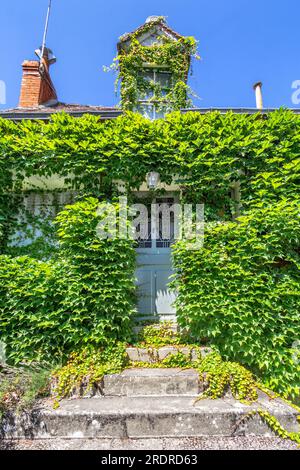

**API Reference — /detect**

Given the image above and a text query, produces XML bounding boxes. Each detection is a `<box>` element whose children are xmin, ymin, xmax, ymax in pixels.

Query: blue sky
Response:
<box><xmin>0</xmin><ymin>0</ymin><xmax>299</xmax><ymax>110</ymax></box>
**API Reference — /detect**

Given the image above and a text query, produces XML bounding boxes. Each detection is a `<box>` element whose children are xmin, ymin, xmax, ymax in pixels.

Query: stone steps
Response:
<box><xmin>2</xmin><ymin>367</ymin><xmax>299</xmax><ymax>442</ymax></box>
<box><xmin>125</xmin><ymin>346</ymin><xmax>211</xmax><ymax>363</ymax></box>
<box><xmin>103</xmin><ymin>368</ymin><xmax>202</xmax><ymax>397</ymax></box>
<box><xmin>2</xmin><ymin>395</ymin><xmax>299</xmax><ymax>440</ymax></box>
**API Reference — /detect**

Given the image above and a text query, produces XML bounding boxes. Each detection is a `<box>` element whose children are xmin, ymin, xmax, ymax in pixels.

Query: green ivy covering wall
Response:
<box><xmin>172</xmin><ymin>199</ymin><xmax>300</xmax><ymax>398</ymax></box>
<box><xmin>0</xmin><ymin>198</ymin><xmax>136</xmax><ymax>364</ymax></box>
<box><xmin>0</xmin><ymin>109</ymin><xmax>299</xmax><ymax>393</ymax></box>
<box><xmin>0</xmin><ymin>109</ymin><xmax>299</xmax><ymax>210</ymax></box>
<box><xmin>107</xmin><ymin>16</ymin><xmax>199</xmax><ymax>111</ymax></box>
<box><xmin>116</xmin><ymin>39</ymin><xmax>197</xmax><ymax>111</ymax></box>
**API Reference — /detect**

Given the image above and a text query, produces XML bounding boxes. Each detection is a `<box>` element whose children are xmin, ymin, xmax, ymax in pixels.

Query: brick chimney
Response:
<box><xmin>18</xmin><ymin>47</ymin><xmax>57</xmax><ymax>108</ymax></box>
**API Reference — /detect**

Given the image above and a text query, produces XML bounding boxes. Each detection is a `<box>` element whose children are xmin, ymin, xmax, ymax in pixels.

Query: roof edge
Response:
<box><xmin>1</xmin><ymin>107</ymin><xmax>300</xmax><ymax>121</ymax></box>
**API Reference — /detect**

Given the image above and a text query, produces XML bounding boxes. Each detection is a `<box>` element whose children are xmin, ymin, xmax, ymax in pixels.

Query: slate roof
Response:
<box><xmin>0</xmin><ymin>102</ymin><xmax>122</xmax><ymax>120</ymax></box>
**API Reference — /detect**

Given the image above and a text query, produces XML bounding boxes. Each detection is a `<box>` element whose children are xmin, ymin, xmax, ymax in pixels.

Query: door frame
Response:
<box><xmin>134</xmin><ymin>191</ymin><xmax>179</xmax><ymax>318</ymax></box>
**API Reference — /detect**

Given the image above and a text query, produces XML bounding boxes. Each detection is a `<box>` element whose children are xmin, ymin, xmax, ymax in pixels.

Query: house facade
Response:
<box><xmin>1</xmin><ymin>16</ymin><xmax>298</xmax><ymax>321</ymax></box>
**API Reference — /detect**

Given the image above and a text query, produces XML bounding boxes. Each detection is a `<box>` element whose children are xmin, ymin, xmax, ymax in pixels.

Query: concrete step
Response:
<box><xmin>103</xmin><ymin>368</ymin><xmax>202</xmax><ymax>397</ymax></box>
<box><xmin>2</xmin><ymin>395</ymin><xmax>299</xmax><ymax>440</ymax></box>
<box><xmin>133</xmin><ymin>315</ymin><xmax>177</xmax><ymax>324</ymax></box>
<box><xmin>126</xmin><ymin>346</ymin><xmax>212</xmax><ymax>363</ymax></box>
<box><xmin>132</xmin><ymin>321</ymin><xmax>178</xmax><ymax>334</ymax></box>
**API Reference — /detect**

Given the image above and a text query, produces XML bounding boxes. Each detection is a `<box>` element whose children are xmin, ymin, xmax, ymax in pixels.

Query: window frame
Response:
<box><xmin>136</xmin><ymin>67</ymin><xmax>173</xmax><ymax>120</ymax></box>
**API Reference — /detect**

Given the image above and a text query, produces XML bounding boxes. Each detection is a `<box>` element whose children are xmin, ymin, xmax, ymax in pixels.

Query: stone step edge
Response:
<box><xmin>103</xmin><ymin>368</ymin><xmax>203</xmax><ymax>397</ymax></box>
<box><xmin>1</xmin><ymin>396</ymin><xmax>298</xmax><ymax>440</ymax></box>
<box><xmin>51</xmin><ymin>368</ymin><xmax>204</xmax><ymax>399</ymax></box>
<box><xmin>126</xmin><ymin>346</ymin><xmax>212</xmax><ymax>363</ymax></box>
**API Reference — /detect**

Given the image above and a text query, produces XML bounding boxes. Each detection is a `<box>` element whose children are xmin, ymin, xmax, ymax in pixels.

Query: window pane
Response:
<box><xmin>156</xmin><ymin>71</ymin><xmax>172</xmax><ymax>89</ymax></box>
<box><xmin>156</xmin><ymin>198</ymin><xmax>175</xmax><ymax>248</ymax></box>
<box><xmin>135</xmin><ymin>103</ymin><xmax>155</xmax><ymax>120</ymax></box>
<box><xmin>154</xmin><ymin>107</ymin><xmax>167</xmax><ymax>119</ymax></box>
<box><xmin>137</xmin><ymin>70</ymin><xmax>155</xmax><ymax>99</ymax></box>
<box><xmin>142</xmin><ymin>70</ymin><xmax>155</xmax><ymax>82</ymax></box>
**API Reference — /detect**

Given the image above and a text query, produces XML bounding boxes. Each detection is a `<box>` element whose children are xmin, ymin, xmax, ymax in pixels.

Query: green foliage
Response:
<box><xmin>0</xmin><ymin>198</ymin><xmax>136</xmax><ymax>364</ymax></box>
<box><xmin>0</xmin><ymin>194</ymin><xmax>21</xmax><ymax>254</ymax></box>
<box><xmin>135</xmin><ymin>321</ymin><xmax>189</xmax><ymax>347</ymax></box>
<box><xmin>5</xmin><ymin>192</ymin><xmax>65</xmax><ymax>260</ymax></box>
<box><xmin>197</xmin><ymin>351</ymin><xmax>258</xmax><ymax>403</ymax></box>
<box><xmin>0</xmin><ymin>366</ymin><xmax>50</xmax><ymax>417</ymax></box>
<box><xmin>0</xmin><ymin>109</ymin><xmax>299</xmax><ymax>221</ymax></box>
<box><xmin>55</xmin><ymin>198</ymin><xmax>136</xmax><ymax>347</ymax></box>
<box><xmin>159</xmin><ymin>351</ymin><xmax>193</xmax><ymax>368</ymax></box>
<box><xmin>246</xmin><ymin>410</ymin><xmax>300</xmax><ymax>445</ymax></box>
<box><xmin>129</xmin><ymin>351</ymin><xmax>194</xmax><ymax>370</ymax></box>
<box><xmin>51</xmin><ymin>342</ymin><xmax>127</xmax><ymax>403</ymax></box>
<box><xmin>0</xmin><ymin>223</ymin><xmax>3</xmax><ymax>252</ymax></box>
<box><xmin>173</xmin><ymin>199</ymin><xmax>300</xmax><ymax>398</ymax></box>
<box><xmin>0</xmin><ymin>255</ymin><xmax>62</xmax><ymax>363</ymax></box>
<box><xmin>110</xmin><ymin>17</ymin><xmax>199</xmax><ymax>111</ymax></box>
<box><xmin>0</xmin><ymin>108</ymin><xmax>300</xmax><ymax>401</ymax></box>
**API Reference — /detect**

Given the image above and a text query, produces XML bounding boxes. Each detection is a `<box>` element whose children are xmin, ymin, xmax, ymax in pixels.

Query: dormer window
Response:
<box><xmin>115</xmin><ymin>16</ymin><xmax>197</xmax><ymax>118</ymax></box>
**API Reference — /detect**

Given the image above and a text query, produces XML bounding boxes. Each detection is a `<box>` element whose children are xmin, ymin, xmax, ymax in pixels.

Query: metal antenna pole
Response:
<box><xmin>40</xmin><ymin>0</ymin><xmax>52</xmax><ymax>61</ymax></box>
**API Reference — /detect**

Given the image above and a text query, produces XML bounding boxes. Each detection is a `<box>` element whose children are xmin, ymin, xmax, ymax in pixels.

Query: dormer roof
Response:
<box><xmin>118</xmin><ymin>16</ymin><xmax>183</xmax><ymax>52</ymax></box>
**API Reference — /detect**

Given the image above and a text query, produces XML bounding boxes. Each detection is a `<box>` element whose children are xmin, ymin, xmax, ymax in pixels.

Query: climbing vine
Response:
<box><xmin>0</xmin><ymin>198</ymin><xmax>136</xmax><ymax>364</ymax></box>
<box><xmin>135</xmin><ymin>321</ymin><xmax>193</xmax><ymax>347</ymax></box>
<box><xmin>0</xmin><ymin>108</ymin><xmax>299</xmax><ymax>235</ymax></box>
<box><xmin>241</xmin><ymin>410</ymin><xmax>300</xmax><ymax>446</ymax></box>
<box><xmin>107</xmin><ymin>16</ymin><xmax>199</xmax><ymax>111</ymax></box>
<box><xmin>197</xmin><ymin>351</ymin><xmax>258</xmax><ymax>403</ymax></box>
<box><xmin>0</xmin><ymin>109</ymin><xmax>299</xmax><ymax>402</ymax></box>
<box><xmin>172</xmin><ymin>199</ymin><xmax>300</xmax><ymax>398</ymax></box>
<box><xmin>51</xmin><ymin>342</ymin><xmax>128</xmax><ymax>405</ymax></box>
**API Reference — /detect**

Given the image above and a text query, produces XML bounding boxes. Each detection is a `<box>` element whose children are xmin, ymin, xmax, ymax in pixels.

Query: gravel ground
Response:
<box><xmin>0</xmin><ymin>437</ymin><xmax>299</xmax><ymax>450</ymax></box>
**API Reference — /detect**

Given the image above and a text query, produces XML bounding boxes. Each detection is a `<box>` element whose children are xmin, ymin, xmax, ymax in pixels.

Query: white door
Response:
<box><xmin>135</xmin><ymin>196</ymin><xmax>177</xmax><ymax>321</ymax></box>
